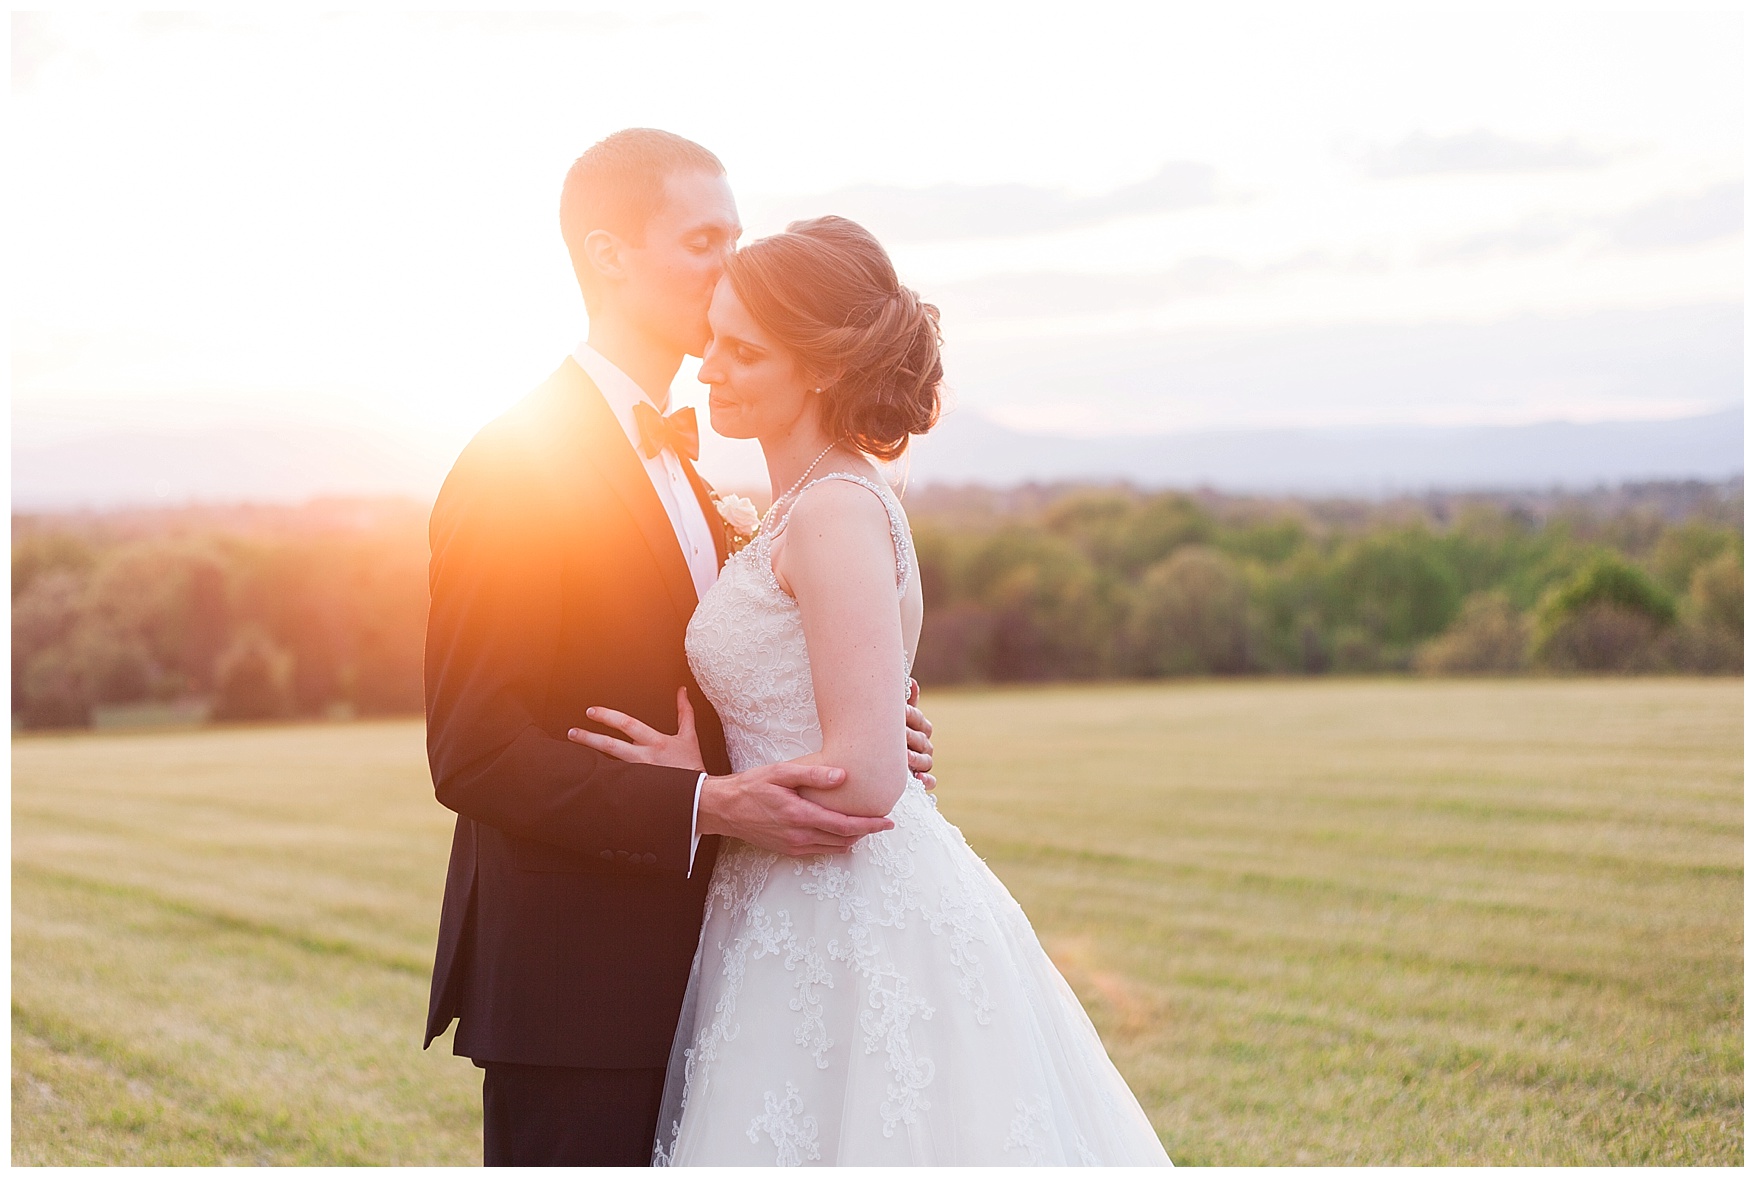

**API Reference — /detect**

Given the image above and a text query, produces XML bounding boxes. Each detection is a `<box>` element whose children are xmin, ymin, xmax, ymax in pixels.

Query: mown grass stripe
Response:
<box><xmin>980</xmin><ymin>837</ymin><xmax>1735</xmax><ymax>911</ymax></box>
<box><xmin>13</xmin><ymin>1002</ymin><xmax>381</xmax><ymax>1166</ymax></box>
<box><xmin>13</xmin><ymin>861</ymin><xmax>430</xmax><ymax>977</ymax></box>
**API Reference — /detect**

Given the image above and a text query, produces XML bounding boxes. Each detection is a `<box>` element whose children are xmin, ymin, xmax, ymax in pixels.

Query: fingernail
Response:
<box><xmin>568</xmin><ymin>728</ymin><xmax>580</xmax><ymax>737</ymax></box>
<box><xmin>586</xmin><ymin>708</ymin><xmax>597</xmax><ymax>717</ymax></box>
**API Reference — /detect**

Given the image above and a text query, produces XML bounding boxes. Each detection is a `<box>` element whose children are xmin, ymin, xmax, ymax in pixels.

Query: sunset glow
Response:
<box><xmin>11</xmin><ymin>6</ymin><xmax>1742</xmax><ymax>503</ymax></box>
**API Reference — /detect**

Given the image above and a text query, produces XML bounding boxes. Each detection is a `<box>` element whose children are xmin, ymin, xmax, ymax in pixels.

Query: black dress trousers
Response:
<box><xmin>480</xmin><ymin>1061</ymin><xmax>667</xmax><ymax>1167</ymax></box>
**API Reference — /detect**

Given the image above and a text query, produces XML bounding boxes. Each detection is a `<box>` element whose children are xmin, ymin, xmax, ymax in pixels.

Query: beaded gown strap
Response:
<box><xmin>760</xmin><ymin>471</ymin><xmax>912</xmax><ymax>596</ymax></box>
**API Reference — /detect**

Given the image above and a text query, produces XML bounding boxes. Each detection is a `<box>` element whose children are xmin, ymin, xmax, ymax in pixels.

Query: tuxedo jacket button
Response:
<box><xmin>615</xmin><ymin>849</ymin><xmax>630</xmax><ymax>861</ymax></box>
<box><xmin>598</xmin><ymin>850</ymin><xmax>614</xmax><ymax>861</ymax></box>
<box><xmin>642</xmin><ymin>853</ymin><xmax>657</xmax><ymax>865</ymax></box>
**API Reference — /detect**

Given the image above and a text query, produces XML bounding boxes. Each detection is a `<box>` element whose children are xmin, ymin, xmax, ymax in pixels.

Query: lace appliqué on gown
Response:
<box><xmin>655</xmin><ymin>472</ymin><xmax>1171</xmax><ymax>1166</ymax></box>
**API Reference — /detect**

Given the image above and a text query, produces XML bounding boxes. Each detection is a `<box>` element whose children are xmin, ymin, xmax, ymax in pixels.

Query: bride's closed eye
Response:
<box><xmin>704</xmin><ymin>337</ymin><xmax>758</xmax><ymax>365</ymax></box>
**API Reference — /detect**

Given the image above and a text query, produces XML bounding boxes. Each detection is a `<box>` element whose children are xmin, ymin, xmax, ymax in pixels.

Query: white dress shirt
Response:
<box><xmin>573</xmin><ymin>343</ymin><xmax>721</xmax><ymax>600</ymax></box>
<box><xmin>572</xmin><ymin>342</ymin><xmax>718</xmax><ymax>874</ymax></box>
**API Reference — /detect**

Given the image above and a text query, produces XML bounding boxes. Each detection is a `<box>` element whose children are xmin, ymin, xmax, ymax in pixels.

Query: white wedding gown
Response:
<box><xmin>656</xmin><ymin>472</ymin><xmax>1172</xmax><ymax>1166</ymax></box>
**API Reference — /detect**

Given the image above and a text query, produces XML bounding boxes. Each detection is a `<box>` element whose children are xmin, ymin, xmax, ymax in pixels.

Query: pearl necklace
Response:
<box><xmin>761</xmin><ymin>442</ymin><xmax>839</xmax><ymax>533</ymax></box>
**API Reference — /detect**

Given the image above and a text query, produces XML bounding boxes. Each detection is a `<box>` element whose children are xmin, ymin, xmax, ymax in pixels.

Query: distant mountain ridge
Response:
<box><xmin>10</xmin><ymin>406</ymin><xmax>1744</xmax><ymax>509</ymax></box>
<box><xmin>903</xmin><ymin>406</ymin><xmax>1745</xmax><ymax>494</ymax></box>
<box><xmin>11</xmin><ymin>425</ymin><xmax>453</xmax><ymax>511</ymax></box>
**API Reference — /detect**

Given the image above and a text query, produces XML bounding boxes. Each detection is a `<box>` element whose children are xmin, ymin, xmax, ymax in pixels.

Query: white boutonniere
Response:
<box><xmin>711</xmin><ymin>492</ymin><xmax>760</xmax><ymax>553</ymax></box>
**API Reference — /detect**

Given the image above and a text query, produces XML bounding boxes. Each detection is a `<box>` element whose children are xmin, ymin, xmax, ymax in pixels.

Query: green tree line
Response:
<box><xmin>13</xmin><ymin>502</ymin><xmax>427</xmax><ymax>729</ymax></box>
<box><xmin>10</xmin><ymin>482</ymin><xmax>1742</xmax><ymax>729</ymax></box>
<box><xmin>908</xmin><ymin>482</ymin><xmax>1742</xmax><ymax>684</ymax></box>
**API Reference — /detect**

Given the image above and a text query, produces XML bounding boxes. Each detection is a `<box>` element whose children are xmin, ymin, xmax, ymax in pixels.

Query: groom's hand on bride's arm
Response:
<box><xmin>566</xmin><ymin>687</ymin><xmax>888</xmax><ymax>856</ymax></box>
<box><xmin>697</xmin><ymin>763</ymin><xmax>893</xmax><ymax>857</ymax></box>
<box><xmin>906</xmin><ymin>678</ymin><xmax>935</xmax><ymax>791</ymax></box>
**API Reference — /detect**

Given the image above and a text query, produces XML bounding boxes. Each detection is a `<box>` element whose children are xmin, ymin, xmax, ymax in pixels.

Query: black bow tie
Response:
<box><xmin>633</xmin><ymin>401</ymin><xmax>700</xmax><ymax>463</ymax></box>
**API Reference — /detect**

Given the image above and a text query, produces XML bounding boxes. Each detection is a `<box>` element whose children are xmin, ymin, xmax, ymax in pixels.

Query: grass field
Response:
<box><xmin>12</xmin><ymin>679</ymin><xmax>1743</xmax><ymax>1164</ymax></box>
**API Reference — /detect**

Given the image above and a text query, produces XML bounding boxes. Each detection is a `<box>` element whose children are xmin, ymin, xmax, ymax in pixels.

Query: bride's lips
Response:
<box><xmin>707</xmin><ymin>392</ymin><xmax>736</xmax><ymax>413</ymax></box>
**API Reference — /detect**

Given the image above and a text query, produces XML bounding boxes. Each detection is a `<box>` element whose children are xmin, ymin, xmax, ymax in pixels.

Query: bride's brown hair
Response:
<box><xmin>723</xmin><ymin>216</ymin><xmax>942</xmax><ymax>462</ymax></box>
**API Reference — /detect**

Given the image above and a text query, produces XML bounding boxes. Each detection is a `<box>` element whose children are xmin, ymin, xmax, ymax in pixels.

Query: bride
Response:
<box><xmin>572</xmin><ymin>215</ymin><xmax>1172</xmax><ymax>1166</ymax></box>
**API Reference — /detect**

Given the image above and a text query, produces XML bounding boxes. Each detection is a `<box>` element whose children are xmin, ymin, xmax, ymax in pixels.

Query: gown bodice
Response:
<box><xmin>685</xmin><ymin>471</ymin><xmax>916</xmax><ymax>774</ymax></box>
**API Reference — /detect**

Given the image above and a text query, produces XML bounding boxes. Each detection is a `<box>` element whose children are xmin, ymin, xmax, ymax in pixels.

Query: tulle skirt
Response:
<box><xmin>653</xmin><ymin>780</ymin><xmax>1172</xmax><ymax>1166</ymax></box>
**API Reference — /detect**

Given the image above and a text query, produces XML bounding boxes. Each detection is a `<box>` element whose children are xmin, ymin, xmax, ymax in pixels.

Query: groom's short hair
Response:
<box><xmin>561</xmin><ymin>128</ymin><xmax>725</xmax><ymax>307</ymax></box>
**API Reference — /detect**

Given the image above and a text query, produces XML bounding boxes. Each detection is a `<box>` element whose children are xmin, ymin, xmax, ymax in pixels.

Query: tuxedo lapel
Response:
<box><xmin>551</xmin><ymin>358</ymin><xmax>700</xmax><ymax>627</ymax></box>
<box><xmin>683</xmin><ymin>460</ymin><xmax>732</xmax><ymax>571</ymax></box>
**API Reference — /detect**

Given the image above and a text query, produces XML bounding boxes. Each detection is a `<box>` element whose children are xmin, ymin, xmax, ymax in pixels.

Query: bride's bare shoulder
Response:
<box><xmin>786</xmin><ymin>473</ymin><xmax>896</xmax><ymax>536</ymax></box>
<box><xmin>772</xmin><ymin>475</ymin><xmax>900</xmax><ymax>594</ymax></box>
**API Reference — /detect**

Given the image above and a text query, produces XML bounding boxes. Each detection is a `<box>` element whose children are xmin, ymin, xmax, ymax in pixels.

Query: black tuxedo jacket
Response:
<box><xmin>423</xmin><ymin>357</ymin><xmax>732</xmax><ymax>1069</ymax></box>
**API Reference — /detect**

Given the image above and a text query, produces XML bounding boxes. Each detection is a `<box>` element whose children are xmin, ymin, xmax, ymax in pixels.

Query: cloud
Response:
<box><xmin>940</xmin><ymin>300</ymin><xmax>1742</xmax><ymax>434</ymax></box>
<box><xmin>10</xmin><ymin>13</ymin><xmax>60</xmax><ymax>91</ymax></box>
<box><xmin>933</xmin><ymin>258</ymin><xmax>1244</xmax><ymax>319</ymax></box>
<box><xmin>752</xmin><ymin>162</ymin><xmax>1219</xmax><ymax>243</ymax></box>
<box><xmin>1360</xmin><ymin>130</ymin><xmax>1607</xmax><ymax>177</ymax></box>
<box><xmin>927</xmin><ymin>173</ymin><xmax>1741</xmax><ymax>323</ymax></box>
<box><xmin>1427</xmin><ymin>213</ymin><xmax>1580</xmax><ymax>262</ymax></box>
<box><xmin>1422</xmin><ymin>181</ymin><xmax>1743</xmax><ymax>263</ymax></box>
<box><xmin>1607</xmin><ymin>181</ymin><xmax>1742</xmax><ymax>249</ymax></box>
<box><xmin>926</xmin><ymin>249</ymin><xmax>1405</xmax><ymax>322</ymax></box>
<box><xmin>406</xmin><ymin>12</ymin><xmax>681</xmax><ymax>36</ymax></box>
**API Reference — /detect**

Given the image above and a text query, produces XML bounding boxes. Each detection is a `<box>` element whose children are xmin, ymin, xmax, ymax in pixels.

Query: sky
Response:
<box><xmin>9</xmin><ymin>5</ymin><xmax>1745</xmax><ymax>501</ymax></box>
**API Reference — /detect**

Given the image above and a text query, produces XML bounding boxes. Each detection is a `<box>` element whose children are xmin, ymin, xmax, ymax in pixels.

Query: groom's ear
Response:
<box><xmin>581</xmin><ymin>228</ymin><xmax>627</xmax><ymax>288</ymax></box>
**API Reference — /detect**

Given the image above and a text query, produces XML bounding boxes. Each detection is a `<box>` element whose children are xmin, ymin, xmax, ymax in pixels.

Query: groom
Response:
<box><xmin>422</xmin><ymin>129</ymin><xmax>934</xmax><ymax>1166</ymax></box>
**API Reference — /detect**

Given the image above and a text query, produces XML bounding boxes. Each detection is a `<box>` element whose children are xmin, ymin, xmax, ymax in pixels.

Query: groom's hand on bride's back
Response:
<box><xmin>698</xmin><ymin>763</ymin><xmax>893</xmax><ymax>857</ymax></box>
<box><xmin>905</xmin><ymin>677</ymin><xmax>935</xmax><ymax>791</ymax></box>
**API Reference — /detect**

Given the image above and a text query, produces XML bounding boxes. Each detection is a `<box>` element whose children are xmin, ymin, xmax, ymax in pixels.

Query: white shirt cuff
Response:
<box><xmin>687</xmin><ymin>771</ymin><xmax>707</xmax><ymax>877</ymax></box>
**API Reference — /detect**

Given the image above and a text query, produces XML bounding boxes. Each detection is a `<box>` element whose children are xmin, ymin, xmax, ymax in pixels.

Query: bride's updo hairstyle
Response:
<box><xmin>724</xmin><ymin>216</ymin><xmax>942</xmax><ymax>461</ymax></box>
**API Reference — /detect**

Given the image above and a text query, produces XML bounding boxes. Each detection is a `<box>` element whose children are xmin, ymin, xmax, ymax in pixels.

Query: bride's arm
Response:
<box><xmin>774</xmin><ymin>480</ymin><xmax>912</xmax><ymax>819</ymax></box>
